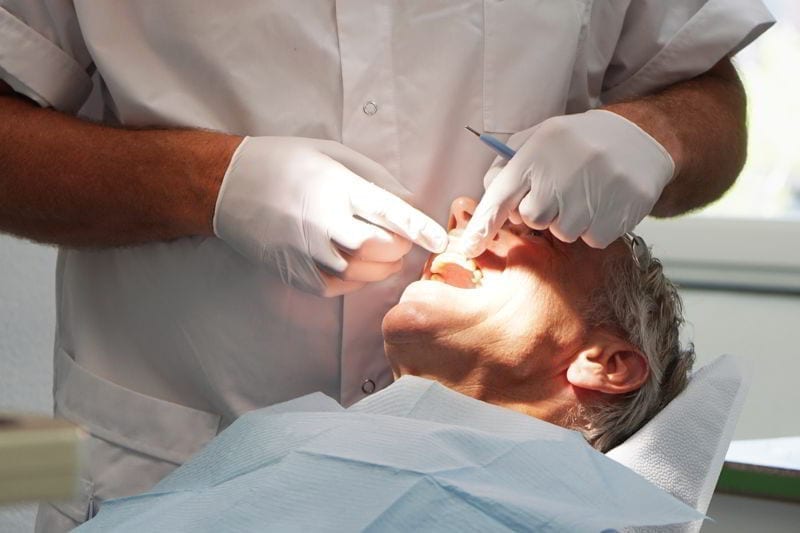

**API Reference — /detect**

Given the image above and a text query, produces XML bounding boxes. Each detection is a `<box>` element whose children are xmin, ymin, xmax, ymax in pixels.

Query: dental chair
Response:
<box><xmin>608</xmin><ymin>354</ymin><xmax>751</xmax><ymax>532</ymax></box>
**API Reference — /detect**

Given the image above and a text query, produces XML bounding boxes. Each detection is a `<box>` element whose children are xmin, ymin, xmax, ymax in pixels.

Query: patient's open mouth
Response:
<box><xmin>426</xmin><ymin>230</ymin><xmax>483</xmax><ymax>289</ymax></box>
<box><xmin>429</xmin><ymin>252</ymin><xmax>483</xmax><ymax>288</ymax></box>
<box><xmin>421</xmin><ymin>224</ymin><xmax>553</xmax><ymax>291</ymax></box>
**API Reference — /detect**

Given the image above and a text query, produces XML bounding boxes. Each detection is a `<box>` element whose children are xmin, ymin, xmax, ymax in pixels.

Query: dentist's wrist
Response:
<box><xmin>601</xmin><ymin>102</ymin><xmax>685</xmax><ymax>181</ymax></box>
<box><xmin>186</xmin><ymin>132</ymin><xmax>244</xmax><ymax>237</ymax></box>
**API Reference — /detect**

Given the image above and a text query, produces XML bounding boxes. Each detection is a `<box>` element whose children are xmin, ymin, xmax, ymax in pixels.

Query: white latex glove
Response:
<box><xmin>214</xmin><ymin>137</ymin><xmax>448</xmax><ymax>297</ymax></box>
<box><xmin>461</xmin><ymin>109</ymin><xmax>675</xmax><ymax>256</ymax></box>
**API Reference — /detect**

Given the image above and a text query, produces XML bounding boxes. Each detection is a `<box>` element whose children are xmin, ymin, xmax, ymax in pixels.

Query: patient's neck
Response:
<box><xmin>476</xmin><ymin>382</ymin><xmax>581</xmax><ymax>427</ymax></box>
<box><xmin>398</xmin><ymin>366</ymin><xmax>582</xmax><ymax>428</ymax></box>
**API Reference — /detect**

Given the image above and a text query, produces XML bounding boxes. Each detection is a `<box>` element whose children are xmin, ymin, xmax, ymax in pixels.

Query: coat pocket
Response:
<box><xmin>482</xmin><ymin>0</ymin><xmax>585</xmax><ymax>133</ymax></box>
<box><xmin>53</xmin><ymin>345</ymin><xmax>222</xmax><ymax>466</ymax></box>
<box><xmin>47</xmin><ymin>345</ymin><xmax>223</xmax><ymax>525</ymax></box>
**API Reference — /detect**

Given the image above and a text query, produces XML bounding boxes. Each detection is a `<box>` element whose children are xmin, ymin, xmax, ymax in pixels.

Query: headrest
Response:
<box><xmin>606</xmin><ymin>354</ymin><xmax>751</xmax><ymax>532</ymax></box>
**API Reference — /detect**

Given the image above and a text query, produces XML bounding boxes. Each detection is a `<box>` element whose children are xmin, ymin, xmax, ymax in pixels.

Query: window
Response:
<box><xmin>700</xmin><ymin>0</ymin><xmax>800</xmax><ymax>219</ymax></box>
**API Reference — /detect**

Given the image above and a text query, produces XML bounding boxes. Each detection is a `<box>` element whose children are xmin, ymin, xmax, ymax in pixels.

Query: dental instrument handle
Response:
<box><xmin>465</xmin><ymin>126</ymin><xmax>516</xmax><ymax>160</ymax></box>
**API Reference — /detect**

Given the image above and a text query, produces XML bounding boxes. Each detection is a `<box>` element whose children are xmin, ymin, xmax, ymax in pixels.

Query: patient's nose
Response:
<box><xmin>448</xmin><ymin>197</ymin><xmax>477</xmax><ymax>231</ymax></box>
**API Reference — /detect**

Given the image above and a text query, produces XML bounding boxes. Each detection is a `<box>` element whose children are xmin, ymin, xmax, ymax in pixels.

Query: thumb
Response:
<box><xmin>465</xmin><ymin>124</ymin><xmax>542</xmax><ymax>256</ymax></box>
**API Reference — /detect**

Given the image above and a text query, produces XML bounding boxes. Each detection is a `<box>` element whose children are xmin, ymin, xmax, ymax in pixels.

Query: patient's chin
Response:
<box><xmin>382</xmin><ymin>299</ymin><xmax>440</xmax><ymax>344</ymax></box>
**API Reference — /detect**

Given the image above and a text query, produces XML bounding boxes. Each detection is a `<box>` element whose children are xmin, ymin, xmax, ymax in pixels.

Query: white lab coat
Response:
<box><xmin>0</xmin><ymin>0</ymin><xmax>772</xmax><ymax>530</ymax></box>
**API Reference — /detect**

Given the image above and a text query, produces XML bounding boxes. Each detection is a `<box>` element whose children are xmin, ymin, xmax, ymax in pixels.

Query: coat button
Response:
<box><xmin>362</xmin><ymin>100</ymin><xmax>378</xmax><ymax>116</ymax></box>
<box><xmin>361</xmin><ymin>379</ymin><xmax>376</xmax><ymax>394</ymax></box>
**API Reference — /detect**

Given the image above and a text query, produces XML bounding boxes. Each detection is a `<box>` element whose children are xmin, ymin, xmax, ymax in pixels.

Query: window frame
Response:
<box><xmin>637</xmin><ymin>216</ymin><xmax>800</xmax><ymax>293</ymax></box>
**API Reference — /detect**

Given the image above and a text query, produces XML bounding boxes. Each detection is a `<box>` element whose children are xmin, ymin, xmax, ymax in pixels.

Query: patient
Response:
<box><xmin>77</xmin><ymin>198</ymin><xmax>699</xmax><ymax>532</ymax></box>
<box><xmin>384</xmin><ymin>197</ymin><xmax>695</xmax><ymax>451</ymax></box>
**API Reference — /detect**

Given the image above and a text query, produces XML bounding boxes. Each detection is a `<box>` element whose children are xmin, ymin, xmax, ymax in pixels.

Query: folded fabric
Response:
<box><xmin>77</xmin><ymin>377</ymin><xmax>702</xmax><ymax>532</ymax></box>
<box><xmin>607</xmin><ymin>354</ymin><xmax>751</xmax><ymax>533</ymax></box>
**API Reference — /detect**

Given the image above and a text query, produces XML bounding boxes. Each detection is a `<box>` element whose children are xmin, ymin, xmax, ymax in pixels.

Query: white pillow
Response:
<box><xmin>606</xmin><ymin>354</ymin><xmax>751</xmax><ymax>533</ymax></box>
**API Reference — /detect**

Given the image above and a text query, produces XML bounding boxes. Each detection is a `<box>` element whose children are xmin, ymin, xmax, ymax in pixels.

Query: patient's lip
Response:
<box><xmin>430</xmin><ymin>260</ymin><xmax>482</xmax><ymax>288</ymax></box>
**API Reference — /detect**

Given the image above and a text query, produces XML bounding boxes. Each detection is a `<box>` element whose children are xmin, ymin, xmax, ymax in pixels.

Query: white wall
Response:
<box><xmin>679</xmin><ymin>287</ymin><xmax>800</xmax><ymax>530</ymax></box>
<box><xmin>0</xmin><ymin>237</ymin><xmax>56</xmax><ymax>532</ymax></box>
<box><xmin>681</xmin><ymin>288</ymin><xmax>800</xmax><ymax>439</ymax></box>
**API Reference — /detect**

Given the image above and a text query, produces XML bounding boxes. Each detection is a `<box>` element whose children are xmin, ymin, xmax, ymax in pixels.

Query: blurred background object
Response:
<box><xmin>0</xmin><ymin>415</ymin><xmax>83</xmax><ymax>505</ymax></box>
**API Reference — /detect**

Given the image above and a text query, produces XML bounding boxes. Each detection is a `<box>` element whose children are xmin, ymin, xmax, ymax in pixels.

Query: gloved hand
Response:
<box><xmin>460</xmin><ymin>109</ymin><xmax>675</xmax><ymax>256</ymax></box>
<box><xmin>214</xmin><ymin>137</ymin><xmax>448</xmax><ymax>297</ymax></box>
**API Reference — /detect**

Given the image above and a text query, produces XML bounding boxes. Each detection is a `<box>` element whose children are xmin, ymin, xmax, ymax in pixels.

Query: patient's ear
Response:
<box><xmin>566</xmin><ymin>335</ymin><xmax>649</xmax><ymax>395</ymax></box>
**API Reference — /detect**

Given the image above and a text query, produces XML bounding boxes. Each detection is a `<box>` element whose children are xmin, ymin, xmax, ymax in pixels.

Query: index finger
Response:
<box><xmin>350</xmin><ymin>180</ymin><xmax>448</xmax><ymax>253</ymax></box>
<box><xmin>459</xmin><ymin>171</ymin><xmax>528</xmax><ymax>257</ymax></box>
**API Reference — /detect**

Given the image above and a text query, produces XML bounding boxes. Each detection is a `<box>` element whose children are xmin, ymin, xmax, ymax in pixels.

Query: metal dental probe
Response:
<box><xmin>465</xmin><ymin>125</ymin><xmax>517</xmax><ymax>160</ymax></box>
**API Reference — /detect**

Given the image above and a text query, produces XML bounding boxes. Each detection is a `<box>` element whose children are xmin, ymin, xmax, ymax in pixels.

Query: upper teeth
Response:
<box><xmin>429</xmin><ymin>231</ymin><xmax>483</xmax><ymax>287</ymax></box>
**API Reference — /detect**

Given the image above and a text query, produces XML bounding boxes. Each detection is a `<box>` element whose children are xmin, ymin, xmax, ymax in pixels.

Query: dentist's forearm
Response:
<box><xmin>0</xmin><ymin>81</ymin><xmax>242</xmax><ymax>247</ymax></box>
<box><xmin>603</xmin><ymin>58</ymin><xmax>747</xmax><ymax>217</ymax></box>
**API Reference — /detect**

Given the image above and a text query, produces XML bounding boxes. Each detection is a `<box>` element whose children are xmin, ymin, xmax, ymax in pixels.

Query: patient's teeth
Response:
<box><xmin>428</xmin><ymin>230</ymin><xmax>483</xmax><ymax>288</ymax></box>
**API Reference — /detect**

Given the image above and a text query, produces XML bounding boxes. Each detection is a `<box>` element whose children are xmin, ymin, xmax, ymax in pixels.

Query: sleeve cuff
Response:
<box><xmin>0</xmin><ymin>6</ymin><xmax>92</xmax><ymax>113</ymax></box>
<box><xmin>601</xmin><ymin>0</ymin><xmax>775</xmax><ymax>104</ymax></box>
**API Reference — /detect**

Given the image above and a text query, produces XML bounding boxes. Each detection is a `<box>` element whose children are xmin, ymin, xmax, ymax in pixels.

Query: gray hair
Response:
<box><xmin>574</xmin><ymin>248</ymin><xmax>695</xmax><ymax>452</ymax></box>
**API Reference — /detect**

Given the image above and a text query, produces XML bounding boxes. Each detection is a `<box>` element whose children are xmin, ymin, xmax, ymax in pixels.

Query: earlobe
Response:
<box><xmin>566</xmin><ymin>344</ymin><xmax>649</xmax><ymax>395</ymax></box>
